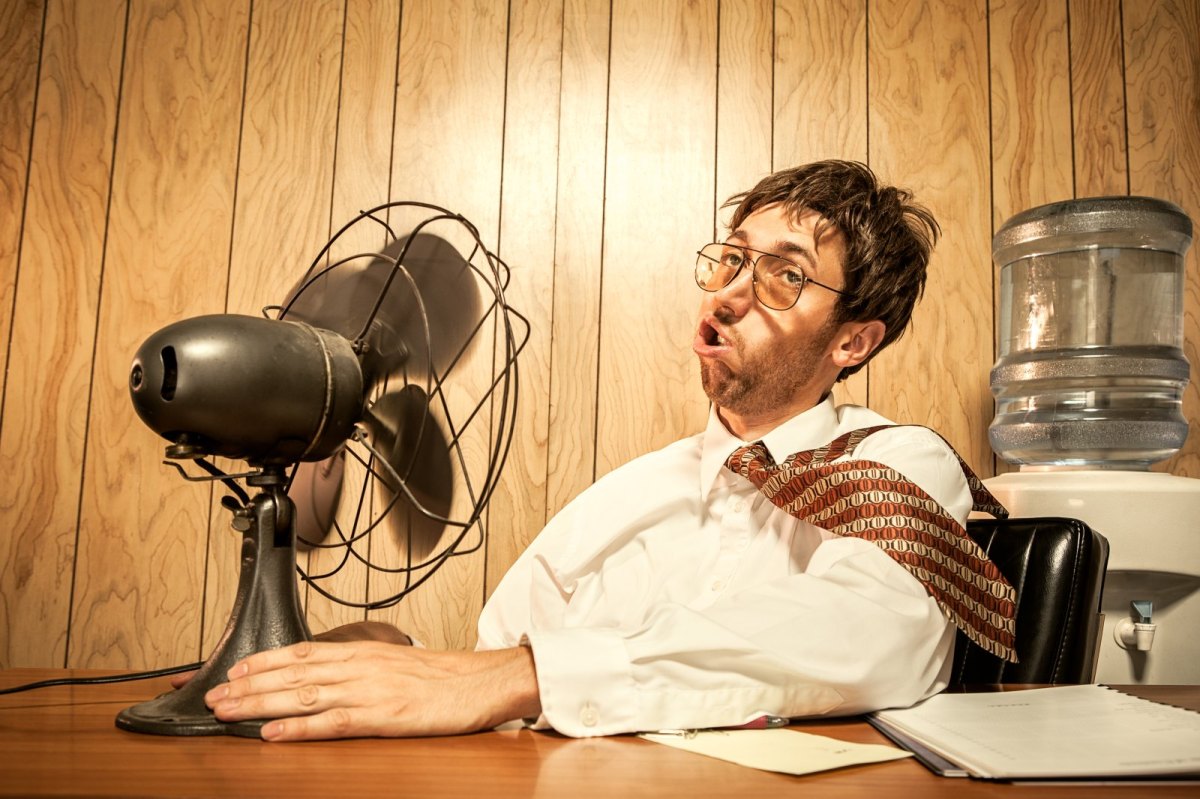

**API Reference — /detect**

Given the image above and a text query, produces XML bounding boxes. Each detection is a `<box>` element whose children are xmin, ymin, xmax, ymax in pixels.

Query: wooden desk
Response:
<box><xmin>1</xmin><ymin>669</ymin><xmax>1196</xmax><ymax>798</ymax></box>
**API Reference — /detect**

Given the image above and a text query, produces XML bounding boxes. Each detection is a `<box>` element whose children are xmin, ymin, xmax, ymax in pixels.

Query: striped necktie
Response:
<box><xmin>726</xmin><ymin>425</ymin><xmax>1018</xmax><ymax>663</ymax></box>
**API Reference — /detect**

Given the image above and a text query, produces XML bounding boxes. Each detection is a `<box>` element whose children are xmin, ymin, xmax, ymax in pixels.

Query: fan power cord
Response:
<box><xmin>0</xmin><ymin>661</ymin><xmax>204</xmax><ymax>696</ymax></box>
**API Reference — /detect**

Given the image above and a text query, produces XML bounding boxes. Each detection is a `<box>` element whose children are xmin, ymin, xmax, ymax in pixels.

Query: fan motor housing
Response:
<box><xmin>130</xmin><ymin>314</ymin><xmax>364</xmax><ymax>465</ymax></box>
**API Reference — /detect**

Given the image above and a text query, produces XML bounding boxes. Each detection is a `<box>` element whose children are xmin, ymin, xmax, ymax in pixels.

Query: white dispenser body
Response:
<box><xmin>985</xmin><ymin>470</ymin><xmax>1200</xmax><ymax>684</ymax></box>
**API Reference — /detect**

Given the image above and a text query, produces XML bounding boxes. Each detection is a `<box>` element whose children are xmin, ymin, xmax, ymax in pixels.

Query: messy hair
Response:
<box><xmin>725</xmin><ymin>160</ymin><xmax>940</xmax><ymax>380</ymax></box>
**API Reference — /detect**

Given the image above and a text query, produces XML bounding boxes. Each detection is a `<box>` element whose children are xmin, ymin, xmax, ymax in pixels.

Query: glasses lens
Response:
<box><xmin>696</xmin><ymin>244</ymin><xmax>743</xmax><ymax>291</ymax></box>
<box><xmin>753</xmin><ymin>255</ymin><xmax>804</xmax><ymax>310</ymax></box>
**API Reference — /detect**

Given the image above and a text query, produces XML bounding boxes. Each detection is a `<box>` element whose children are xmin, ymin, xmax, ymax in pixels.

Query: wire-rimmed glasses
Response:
<box><xmin>694</xmin><ymin>242</ymin><xmax>852</xmax><ymax>310</ymax></box>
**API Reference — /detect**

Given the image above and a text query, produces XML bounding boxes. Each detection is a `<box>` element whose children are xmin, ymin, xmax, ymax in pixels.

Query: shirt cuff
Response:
<box><xmin>523</xmin><ymin>627</ymin><xmax>639</xmax><ymax>737</ymax></box>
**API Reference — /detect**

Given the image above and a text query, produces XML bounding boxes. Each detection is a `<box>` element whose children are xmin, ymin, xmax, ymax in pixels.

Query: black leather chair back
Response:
<box><xmin>951</xmin><ymin>516</ymin><xmax>1109</xmax><ymax>685</ymax></box>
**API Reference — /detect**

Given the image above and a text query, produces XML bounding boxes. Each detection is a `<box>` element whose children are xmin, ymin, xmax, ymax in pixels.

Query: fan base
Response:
<box><xmin>115</xmin><ymin>656</ymin><xmax>270</xmax><ymax>737</ymax></box>
<box><xmin>116</xmin><ymin>694</ymin><xmax>264</xmax><ymax>738</ymax></box>
<box><xmin>114</xmin><ymin>482</ymin><xmax>311</xmax><ymax>738</ymax></box>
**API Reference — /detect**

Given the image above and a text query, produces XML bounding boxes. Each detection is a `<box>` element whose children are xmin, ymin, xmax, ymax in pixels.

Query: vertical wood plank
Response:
<box><xmin>989</xmin><ymin>0</ymin><xmax>1073</xmax><ymax>225</ymax></box>
<box><xmin>715</xmin><ymin>0</ymin><xmax>772</xmax><ymax>220</ymax></box>
<box><xmin>0</xmin><ymin>0</ymin><xmax>43</xmax><ymax>429</ymax></box>
<box><xmin>486</xmin><ymin>0</ymin><xmax>562</xmax><ymax>599</ymax></box>
<box><xmin>0</xmin><ymin>0</ymin><xmax>123</xmax><ymax>668</ymax></box>
<box><xmin>301</xmin><ymin>0</ymin><xmax>401</xmax><ymax>636</ymax></box>
<box><xmin>545</xmin><ymin>0</ymin><xmax>609</xmax><ymax>518</ymax></box>
<box><xmin>868</xmin><ymin>0</ymin><xmax>993</xmax><ymax>472</ymax></box>
<box><xmin>222</xmin><ymin>2</ymin><xmax>343</xmax><ymax>314</ymax></box>
<box><xmin>201</xmin><ymin>0</ymin><xmax>343</xmax><ymax>655</ymax></box>
<box><xmin>71</xmin><ymin>0</ymin><xmax>248</xmax><ymax>668</ymax></box>
<box><xmin>987</xmin><ymin>0</ymin><xmax>1074</xmax><ymax>476</ymax></box>
<box><xmin>773</xmin><ymin>0</ymin><xmax>867</xmax><ymax>167</ymax></box>
<box><xmin>1069</xmin><ymin>0</ymin><xmax>1128</xmax><ymax>197</ymax></box>
<box><xmin>773</xmin><ymin>0</ymin><xmax>868</xmax><ymax>406</ymax></box>
<box><xmin>0</xmin><ymin>0</ymin><xmax>44</xmax><ymax>652</ymax></box>
<box><xmin>369</xmin><ymin>0</ymin><xmax>508</xmax><ymax>650</ymax></box>
<box><xmin>1125</xmin><ymin>0</ymin><xmax>1200</xmax><ymax>480</ymax></box>
<box><xmin>596</xmin><ymin>0</ymin><xmax>715</xmax><ymax>477</ymax></box>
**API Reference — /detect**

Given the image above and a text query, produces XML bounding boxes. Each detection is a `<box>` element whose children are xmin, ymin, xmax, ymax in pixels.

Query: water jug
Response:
<box><xmin>989</xmin><ymin>196</ymin><xmax>1192</xmax><ymax>468</ymax></box>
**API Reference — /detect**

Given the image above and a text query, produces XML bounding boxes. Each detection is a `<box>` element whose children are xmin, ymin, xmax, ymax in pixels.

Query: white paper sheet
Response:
<box><xmin>639</xmin><ymin>728</ymin><xmax>911</xmax><ymax>776</ymax></box>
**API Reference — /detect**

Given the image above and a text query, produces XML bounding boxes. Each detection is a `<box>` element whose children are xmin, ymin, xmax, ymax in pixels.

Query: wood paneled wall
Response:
<box><xmin>2</xmin><ymin>0</ymin><xmax>1197</xmax><ymax>669</ymax></box>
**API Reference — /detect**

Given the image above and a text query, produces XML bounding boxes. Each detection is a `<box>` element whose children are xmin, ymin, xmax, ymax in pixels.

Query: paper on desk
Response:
<box><xmin>639</xmin><ymin>728</ymin><xmax>911</xmax><ymax>776</ymax></box>
<box><xmin>871</xmin><ymin>684</ymin><xmax>1200</xmax><ymax>779</ymax></box>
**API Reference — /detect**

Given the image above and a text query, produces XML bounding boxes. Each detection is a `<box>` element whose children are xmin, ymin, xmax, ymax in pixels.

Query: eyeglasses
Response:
<box><xmin>694</xmin><ymin>242</ymin><xmax>852</xmax><ymax>310</ymax></box>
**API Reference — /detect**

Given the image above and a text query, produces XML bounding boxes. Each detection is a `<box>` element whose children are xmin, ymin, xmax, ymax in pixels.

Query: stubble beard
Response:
<box><xmin>699</xmin><ymin>319</ymin><xmax>837</xmax><ymax>419</ymax></box>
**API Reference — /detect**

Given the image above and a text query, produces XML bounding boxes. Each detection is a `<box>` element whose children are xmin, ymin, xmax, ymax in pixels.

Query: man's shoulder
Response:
<box><xmin>833</xmin><ymin>404</ymin><xmax>955</xmax><ymax>454</ymax></box>
<box><xmin>832</xmin><ymin>406</ymin><xmax>971</xmax><ymax>519</ymax></box>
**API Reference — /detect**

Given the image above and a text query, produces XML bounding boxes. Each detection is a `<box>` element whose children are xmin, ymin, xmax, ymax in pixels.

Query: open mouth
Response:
<box><xmin>698</xmin><ymin>319</ymin><xmax>731</xmax><ymax>348</ymax></box>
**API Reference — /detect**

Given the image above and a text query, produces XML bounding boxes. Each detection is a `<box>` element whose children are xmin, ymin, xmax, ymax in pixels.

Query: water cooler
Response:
<box><xmin>983</xmin><ymin>197</ymin><xmax>1200</xmax><ymax>684</ymax></box>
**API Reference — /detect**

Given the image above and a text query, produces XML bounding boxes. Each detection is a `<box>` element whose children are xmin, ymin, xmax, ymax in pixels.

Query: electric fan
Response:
<box><xmin>116</xmin><ymin>202</ymin><xmax>528</xmax><ymax>736</ymax></box>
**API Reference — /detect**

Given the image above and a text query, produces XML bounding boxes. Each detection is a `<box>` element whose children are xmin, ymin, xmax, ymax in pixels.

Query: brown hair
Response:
<box><xmin>725</xmin><ymin>160</ymin><xmax>940</xmax><ymax>380</ymax></box>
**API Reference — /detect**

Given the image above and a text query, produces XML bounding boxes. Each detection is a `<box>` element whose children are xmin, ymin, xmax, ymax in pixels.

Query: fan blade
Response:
<box><xmin>290</xmin><ymin>450</ymin><xmax>346</xmax><ymax>549</ymax></box>
<box><xmin>282</xmin><ymin>232</ymin><xmax>483</xmax><ymax>388</ymax></box>
<box><xmin>363</xmin><ymin>384</ymin><xmax>454</xmax><ymax>557</ymax></box>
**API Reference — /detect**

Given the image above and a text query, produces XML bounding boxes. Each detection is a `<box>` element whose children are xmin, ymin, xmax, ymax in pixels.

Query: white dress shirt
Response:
<box><xmin>477</xmin><ymin>396</ymin><xmax>973</xmax><ymax>737</ymax></box>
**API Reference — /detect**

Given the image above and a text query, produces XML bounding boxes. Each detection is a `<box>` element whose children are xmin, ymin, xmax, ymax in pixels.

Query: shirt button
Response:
<box><xmin>732</xmin><ymin>500</ymin><xmax>745</xmax><ymax>513</ymax></box>
<box><xmin>711</xmin><ymin>579</ymin><xmax>726</xmax><ymax>592</ymax></box>
<box><xmin>580</xmin><ymin>704</ymin><xmax>599</xmax><ymax>727</ymax></box>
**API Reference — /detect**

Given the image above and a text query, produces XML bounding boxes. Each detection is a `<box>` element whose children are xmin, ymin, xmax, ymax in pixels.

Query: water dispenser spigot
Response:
<box><xmin>1132</xmin><ymin>600</ymin><xmax>1153</xmax><ymax>624</ymax></box>
<box><xmin>1114</xmin><ymin>600</ymin><xmax>1157</xmax><ymax>652</ymax></box>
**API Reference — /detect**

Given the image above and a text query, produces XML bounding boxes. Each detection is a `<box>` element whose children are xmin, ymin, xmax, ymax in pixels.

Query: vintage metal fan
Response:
<box><xmin>116</xmin><ymin>202</ymin><xmax>528</xmax><ymax>736</ymax></box>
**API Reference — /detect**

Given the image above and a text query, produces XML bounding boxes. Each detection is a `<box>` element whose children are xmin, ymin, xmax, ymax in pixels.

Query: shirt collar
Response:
<box><xmin>699</xmin><ymin>394</ymin><xmax>840</xmax><ymax>498</ymax></box>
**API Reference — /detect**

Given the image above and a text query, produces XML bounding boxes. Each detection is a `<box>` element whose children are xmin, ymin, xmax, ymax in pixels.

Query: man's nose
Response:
<box><xmin>711</xmin><ymin>266</ymin><xmax>756</xmax><ymax>317</ymax></box>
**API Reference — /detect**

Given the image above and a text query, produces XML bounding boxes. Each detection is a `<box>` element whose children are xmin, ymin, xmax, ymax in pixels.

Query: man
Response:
<box><xmin>203</xmin><ymin>160</ymin><xmax>1013</xmax><ymax>741</ymax></box>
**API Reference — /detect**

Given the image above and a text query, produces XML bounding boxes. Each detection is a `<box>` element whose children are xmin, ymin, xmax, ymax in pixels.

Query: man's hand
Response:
<box><xmin>203</xmin><ymin>641</ymin><xmax>541</xmax><ymax>741</ymax></box>
<box><xmin>169</xmin><ymin>621</ymin><xmax>412</xmax><ymax>689</ymax></box>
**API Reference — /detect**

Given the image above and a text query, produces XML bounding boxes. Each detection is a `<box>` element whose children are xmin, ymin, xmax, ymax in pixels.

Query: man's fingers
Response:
<box><xmin>205</xmin><ymin>659</ymin><xmax>351</xmax><ymax>708</ymax></box>
<box><xmin>224</xmin><ymin>640</ymin><xmax>359</xmax><ymax>685</ymax></box>
<box><xmin>260</xmin><ymin>708</ymin><xmax>360</xmax><ymax>742</ymax></box>
<box><xmin>210</xmin><ymin>680</ymin><xmax>344</xmax><ymax>723</ymax></box>
<box><xmin>234</xmin><ymin>640</ymin><xmax>337</xmax><ymax>675</ymax></box>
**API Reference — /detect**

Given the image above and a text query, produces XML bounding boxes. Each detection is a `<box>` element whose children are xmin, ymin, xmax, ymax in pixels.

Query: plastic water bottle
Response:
<box><xmin>989</xmin><ymin>196</ymin><xmax>1193</xmax><ymax>469</ymax></box>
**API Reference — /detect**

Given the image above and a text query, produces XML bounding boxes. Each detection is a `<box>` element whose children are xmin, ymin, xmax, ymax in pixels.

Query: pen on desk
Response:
<box><xmin>728</xmin><ymin>715</ymin><xmax>790</xmax><ymax>730</ymax></box>
<box><xmin>652</xmin><ymin>715</ymin><xmax>790</xmax><ymax>736</ymax></box>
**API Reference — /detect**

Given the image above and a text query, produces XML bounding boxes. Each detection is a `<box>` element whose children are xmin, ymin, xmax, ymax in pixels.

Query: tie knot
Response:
<box><xmin>725</xmin><ymin>442</ymin><xmax>771</xmax><ymax>478</ymax></box>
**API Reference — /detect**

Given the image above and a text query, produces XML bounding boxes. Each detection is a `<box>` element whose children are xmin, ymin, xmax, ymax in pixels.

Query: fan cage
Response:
<box><xmin>265</xmin><ymin>201</ymin><xmax>530</xmax><ymax>611</ymax></box>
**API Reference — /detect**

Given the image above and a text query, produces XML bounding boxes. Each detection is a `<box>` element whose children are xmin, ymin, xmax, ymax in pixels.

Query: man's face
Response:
<box><xmin>693</xmin><ymin>203</ymin><xmax>849</xmax><ymax>424</ymax></box>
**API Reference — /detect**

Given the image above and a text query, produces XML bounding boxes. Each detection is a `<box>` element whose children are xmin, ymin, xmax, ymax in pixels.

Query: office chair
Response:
<box><xmin>950</xmin><ymin>516</ymin><xmax>1109</xmax><ymax>685</ymax></box>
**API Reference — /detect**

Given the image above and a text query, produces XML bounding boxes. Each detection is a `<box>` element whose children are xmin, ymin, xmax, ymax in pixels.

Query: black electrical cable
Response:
<box><xmin>0</xmin><ymin>661</ymin><xmax>204</xmax><ymax>696</ymax></box>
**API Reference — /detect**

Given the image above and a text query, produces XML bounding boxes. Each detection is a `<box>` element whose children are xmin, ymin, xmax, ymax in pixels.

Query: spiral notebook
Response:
<box><xmin>869</xmin><ymin>684</ymin><xmax>1200</xmax><ymax>780</ymax></box>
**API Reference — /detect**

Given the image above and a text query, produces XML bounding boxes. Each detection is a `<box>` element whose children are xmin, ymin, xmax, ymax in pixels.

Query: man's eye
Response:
<box><xmin>762</xmin><ymin>256</ymin><xmax>806</xmax><ymax>285</ymax></box>
<box><xmin>782</xmin><ymin>268</ymin><xmax>806</xmax><ymax>286</ymax></box>
<box><xmin>721</xmin><ymin>251</ymin><xmax>744</xmax><ymax>267</ymax></box>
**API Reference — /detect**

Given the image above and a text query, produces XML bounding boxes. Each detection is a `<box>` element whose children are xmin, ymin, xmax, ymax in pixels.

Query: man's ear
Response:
<box><xmin>831</xmin><ymin>319</ymin><xmax>886</xmax><ymax>370</ymax></box>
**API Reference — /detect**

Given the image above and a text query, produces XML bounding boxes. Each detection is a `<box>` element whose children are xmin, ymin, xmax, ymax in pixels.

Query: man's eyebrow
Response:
<box><xmin>772</xmin><ymin>239</ymin><xmax>817</xmax><ymax>267</ymax></box>
<box><xmin>729</xmin><ymin>228</ymin><xmax>817</xmax><ymax>268</ymax></box>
